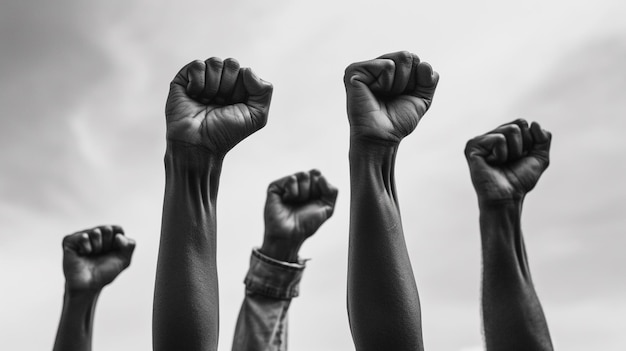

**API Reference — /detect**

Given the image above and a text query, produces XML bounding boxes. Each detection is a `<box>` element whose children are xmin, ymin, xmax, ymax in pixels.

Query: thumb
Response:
<box><xmin>344</xmin><ymin>59</ymin><xmax>395</xmax><ymax>117</ymax></box>
<box><xmin>465</xmin><ymin>136</ymin><xmax>491</xmax><ymax>169</ymax></box>
<box><xmin>168</xmin><ymin>61</ymin><xmax>198</xmax><ymax>99</ymax></box>
<box><xmin>242</xmin><ymin>67</ymin><xmax>273</xmax><ymax>126</ymax></box>
<box><xmin>317</xmin><ymin>176</ymin><xmax>338</xmax><ymax>217</ymax></box>
<box><xmin>301</xmin><ymin>204</ymin><xmax>334</xmax><ymax>237</ymax></box>
<box><xmin>466</xmin><ymin>133</ymin><xmax>509</xmax><ymax>166</ymax></box>
<box><xmin>114</xmin><ymin>234</ymin><xmax>136</xmax><ymax>266</ymax></box>
<box><xmin>166</xmin><ymin>63</ymin><xmax>200</xmax><ymax>117</ymax></box>
<box><xmin>344</xmin><ymin>59</ymin><xmax>394</xmax><ymax>91</ymax></box>
<box><xmin>528</xmin><ymin>121</ymin><xmax>552</xmax><ymax>170</ymax></box>
<box><xmin>266</xmin><ymin>182</ymin><xmax>285</xmax><ymax>209</ymax></box>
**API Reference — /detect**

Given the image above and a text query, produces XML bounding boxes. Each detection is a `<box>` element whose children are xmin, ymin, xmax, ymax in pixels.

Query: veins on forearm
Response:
<box><xmin>349</xmin><ymin>142</ymin><xmax>400</xmax><ymax>207</ymax></box>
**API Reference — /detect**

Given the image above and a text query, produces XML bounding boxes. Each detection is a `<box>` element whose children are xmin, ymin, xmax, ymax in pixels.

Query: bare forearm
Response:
<box><xmin>153</xmin><ymin>141</ymin><xmax>223</xmax><ymax>351</ymax></box>
<box><xmin>347</xmin><ymin>141</ymin><xmax>423</xmax><ymax>351</ymax></box>
<box><xmin>53</xmin><ymin>289</ymin><xmax>100</xmax><ymax>351</ymax></box>
<box><xmin>479</xmin><ymin>201</ymin><xmax>553</xmax><ymax>351</ymax></box>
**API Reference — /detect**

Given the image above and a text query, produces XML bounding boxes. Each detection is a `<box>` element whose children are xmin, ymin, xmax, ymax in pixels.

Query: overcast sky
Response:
<box><xmin>1</xmin><ymin>1</ymin><xmax>625</xmax><ymax>350</ymax></box>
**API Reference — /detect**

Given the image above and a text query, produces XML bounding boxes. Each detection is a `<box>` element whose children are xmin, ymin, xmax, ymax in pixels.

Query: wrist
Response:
<box><xmin>64</xmin><ymin>284</ymin><xmax>101</xmax><ymax>300</ymax></box>
<box><xmin>260</xmin><ymin>237</ymin><xmax>303</xmax><ymax>263</ymax></box>
<box><xmin>350</xmin><ymin>137</ymin><xmax>398</xmax><ymax>166</ymax></box>
<box><xmin>164</xmin><ymin>141</ymin><xmax>223</xmax><ymax>199</ymax></box>
<box><xmin>478</xmin><ymin>199</ymin><xmax>523</xmax><ymax>242</ymax></box>
<box><xmin>349</xmin><ymin>137</ymin><xmax>398</xmax><ymax>194</ymax></box>
<box><xmin>165</xmin><ymin>140</ymin><xmax>224</xmax><ymax>173</ymax></box>
<box><xmin>350</xmin><ymin>134</ymin><xmax>399</xmax><ymax>154</ymax></box>
<box><xmin>477</xmin><ymin>197</ymin><xmax>524</xmax><ymax>212</ymax></box>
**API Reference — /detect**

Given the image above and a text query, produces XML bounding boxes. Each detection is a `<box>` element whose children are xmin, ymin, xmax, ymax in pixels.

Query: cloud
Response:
<box><xmin>0</xmin><ymin>1</ymin><xmax>118</xmax><ymax>223</ymax></box>
<box><xmin>1</xmin><ymin>1</ymin><xmax>626</xmax><ymax>351</ymax></box>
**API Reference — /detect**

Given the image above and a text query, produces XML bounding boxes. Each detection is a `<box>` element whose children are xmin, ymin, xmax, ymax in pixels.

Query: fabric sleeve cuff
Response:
<box><xmin>243</xmin><ymin>248</ymin><xmax>307</xmax><ymax>299</ymax></box>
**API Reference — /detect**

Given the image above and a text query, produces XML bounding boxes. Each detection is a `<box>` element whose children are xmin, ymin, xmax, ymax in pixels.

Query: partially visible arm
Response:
<box><xmin>232</xmin><ymin>170</ymin><xmax>338</xmax><ymax>351</ymax></box>
<box><xmin>347</xmin><ymin>140</ymin><xmax>423</xmax><ymax>351</ymax></box>
<box><xmin>54</xmin><ymin>290</ymin><xmax>100</xmax><ymax>351</ymax></box>
<box><xmin>479</xmin><ymin>201</ymin><xmax>552</xmax><ymax>351</ymax></box>
<box><xmin>232</xmin><ymin>249</ymin><xmax>305</xmax><ymax>351</ymax></box>
<box><xmin>344</xmin><ymin>51</ymin><xmax>439</xmax><ymax>351</ymax></box>
<box><xmin>152</xmin><ymin>57</ymin><xmax>272</xmax><ymax>351</ymax></box>
<box><xmin>153</xmin><ymin>142</ymin><xmax>223</xmax><ymax>351</ymax></box>
<box><xmin>465</xmin><ymin>119</ymin><xmax>553</xmax><ymax>351</ymax></box>
<box><xmin>54</xmin><ymin>225</ymin><xmax>135</xmax><ymax>351</ymax></box>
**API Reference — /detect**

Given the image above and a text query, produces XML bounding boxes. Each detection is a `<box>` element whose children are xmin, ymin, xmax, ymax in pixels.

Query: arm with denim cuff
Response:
<box><xmin>465</xmin><ymin>119</ymin><xmax>553</xmax><ymax>351</ymax></box>
<box><xmin>232</xmin><ymin>170</ymin><xmax>338</xmax><ymax>351</ymax></box>
<box><xmin>153</xmin><ymin>57</ymin><xmax>273</xmax><ymax>351</ymax></box>
<box><xmin>53</xmin><ymin>225</ymin><xmax>136</xmax><ymax>351</ymax></box>
<box><xmin>344</xmin><ymin>51</ymin><xmax>439</xmax><ymax>351</ymax></box>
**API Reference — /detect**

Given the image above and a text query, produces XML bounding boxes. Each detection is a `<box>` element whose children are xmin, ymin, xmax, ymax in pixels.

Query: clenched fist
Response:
<box><xmin>165</xmin><ymin>57</ymin><xmax>273</xmax><ymax>154</ymax></box>
<box><xmin>344</xmin><ymin>51</ymin><xmax>439</xmax><ymax>144</ymax></box>
<box><xmin>261</xmin><ymin>170</ymin><xmax>339</xmax><ymax>262</ymax></box>
<box><xmin>62</xmin><ymin>225</ymin><xmax>136</xmax><ymax>292</ymax></box>
<box><xmin>465</xmin><ymin>119</ymin><xmax>552</xmax><ymax>205</ymax></box>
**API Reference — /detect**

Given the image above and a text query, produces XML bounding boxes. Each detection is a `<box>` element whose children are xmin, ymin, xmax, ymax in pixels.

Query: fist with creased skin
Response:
<box><xmin>465</xmin><ymin>119</ymin><xmax>552</xmax><ymax>205</ymax></box>
<box><xmin>165</xmin><ymin>57</ymin><xmax>273</xmax><ymax>155</ymax></box>
<box><xmin>62</xmin><ymin>225</ymin><xmax>136</xmax><ymax>292</ymax></box>
<box><xmin>344</xmin><ymin>51</ymin><xmax>439</xmax><ymax>144</ymax></box>
<box><xmin>261</xmin><ymin>169</ymin><xmax>339</xmax><ymax>262</ymax></box>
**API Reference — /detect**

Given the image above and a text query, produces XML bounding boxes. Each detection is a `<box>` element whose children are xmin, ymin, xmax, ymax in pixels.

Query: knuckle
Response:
<box><xmin>223</xmin><ymin>58</ymin><xmax>240</xmax><ymax>69</ymax></box>
<box><xmin>513</xmin><ymin>118</ymin><xmax>528</xmax><ymax>127</ymax></box>
<box><xmin>501</xmin><ymin>124</ymin><xmax>520</xmax><ymax>135</ymax></box>
<box><xmin>268</xmin><ymin>178</ymin><xmax>283</xmax><ymax>189</ymax></box>
<box><xmin>493</xmin><ymin>133</ymin><xmax>506</xmax><ymax>143</ymax></box>
<box><xmin>344</xmin><ymin>63</ymin><xmax>357</xmax><ymax>78</ymax></box>
<box><xmin>465</xmin><ymin>137</ymin><xmax>477</xmax><ymax>149</ymax></box>
<box><xmin>205</xmin><ymin>57</ymin><xmax>223</xmax><ymax>68</ymax></box>
<box><xmin>188</xmin><ymin>60</ymin><xmax>205</xmax><ymax>73</ymax></box>
<box><xmin>464</xmin><ymin>137</ymin><xmax>484</xmax><ymax>157</ymax></box>
<box><xmin>396</xmin><ymin>50</ymin><xmax>412</xmax><ymax>63</ymax></box>
<box><xmin>380</xmin><ymin>58</ymin><xmax>395</xmax><ymax>71</ymax></box>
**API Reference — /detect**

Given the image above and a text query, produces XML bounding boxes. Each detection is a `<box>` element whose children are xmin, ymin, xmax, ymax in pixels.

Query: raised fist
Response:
<box><xmin>165</xmin><ymin>57</ymin><xmax>273</xmax><ymax>154</ymax></box>
<box><xmin>344</xmin><ymin>51</ymin><xmax>439</xmax><ymax>144</ymax></box>
<box><xmin>465</xmin><ymin>119</ymin><xmax>552</xmax><ymax>204</ymax></box>
<box><xmin>62</xmin><ymin>225</ymin><xmax>136</xmax><ymax>292</ymax></box>
<box><xmin>261</xmin><ymin>170</ymin><xmax>339</xmax><ymax>262</ymax></box>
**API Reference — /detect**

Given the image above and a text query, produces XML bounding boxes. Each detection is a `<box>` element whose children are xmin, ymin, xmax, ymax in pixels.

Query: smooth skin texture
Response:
<box><xmin>345</xmin><ymin>51</ymin><xmax>439</xmax><ymax>351</ymax></box>
<box><xmin>232</xmin><ymin>170</ymin><xmax>338</xmax><ymax>351</ymax></box>
<box><xmin>152</xmin><ymin>57</ymin><xmax>272</xmax><ymax>351</ymax></box>
<box><xmin>53</xmin><ymin>225</ymin><xmax>136</xmax><ymax>351</ymax></box>
<box><xmin>465</xmin><ymin>119</ymin><xmax>554</xmax><ymax>351</ymax></box>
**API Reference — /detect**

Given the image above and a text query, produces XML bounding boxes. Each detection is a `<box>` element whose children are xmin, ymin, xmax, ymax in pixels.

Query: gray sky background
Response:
<box><xmin>1</xmin><ymin>1</ymin><xmax>625</xmax><ymax>350</ymax></box>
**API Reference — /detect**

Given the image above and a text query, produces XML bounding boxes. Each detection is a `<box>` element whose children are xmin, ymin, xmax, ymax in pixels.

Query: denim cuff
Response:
<box><xmin>244</xmin><ymin>248</ymin><xmax>306</xmax><ymax>299</ymax></box>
